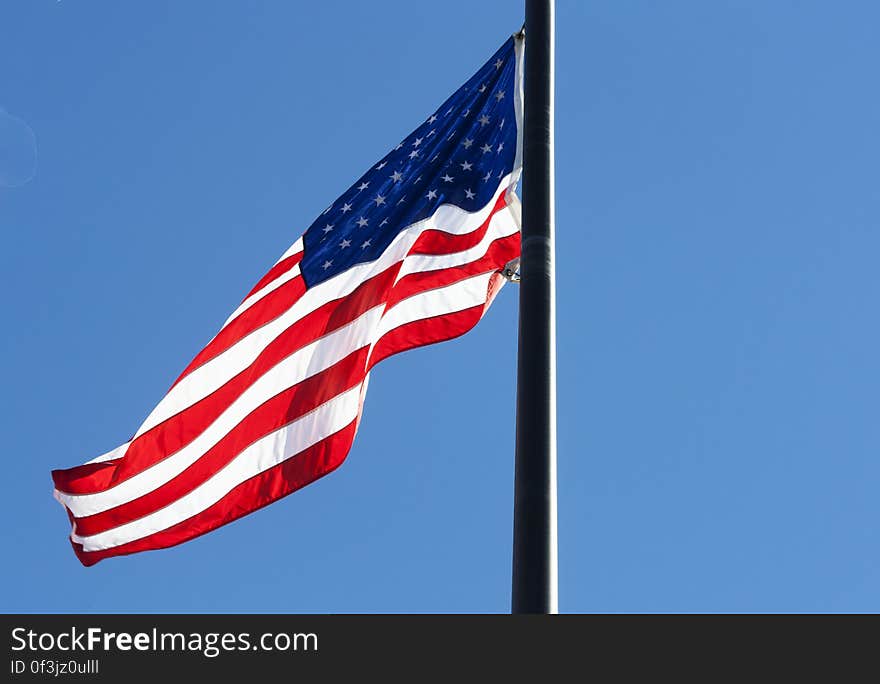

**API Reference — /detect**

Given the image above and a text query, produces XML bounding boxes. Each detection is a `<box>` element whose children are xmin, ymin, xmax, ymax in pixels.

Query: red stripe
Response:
<box><xmin>244</xmin><ymin>251</ymin><xmax>303</xmax><ymax>300</ymax></box>
<box><xmin>52</xmin><ymin>460</ymin><xmax>122</xmax><ymax>499</ymax></box>
<box><xmin>73</xmin><ymin>349</ymin><xmax>369</xmax><ymax>536</ymax></box>
<box><xmin>69</xmin><ymin>421</ymin><xmax>358</xmax><ymax>567</ymax></box>
<box><xmin>410</xmin><ymin>192</ymin><xmax>509</xmax><ymax>256</ymax></box>
<box><xmin>368</xmin><ymin>304</ymin><xmax>486</xmax><ymax>371</ymax></box>
<box><xmin>384</xmin><ymin>233</ymin><xmax>519</xmax><ymax>311</ymax></box>
<box><xmin>172</xmin><ymin>276</ymin><xmax>308</xmax><ymax>388</ymax></box>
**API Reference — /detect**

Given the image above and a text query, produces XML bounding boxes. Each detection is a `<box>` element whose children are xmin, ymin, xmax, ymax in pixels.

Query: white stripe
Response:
<box><xmin>73</xmin><ymin>384</ymin><xmax>364</xmax><ymax>551</ymax></box>
<box><xmin>373</xmin><ymin>271</ymin><xmax>495</xmax><ymax>343</ymax></box>
<box><xmin>223</xmin><ymin>264</ymin><xmax>302</xmax><ymax>329</ymax></box>
<box><xmin>395</xmin><ymin>207</ymin><xmax>518</xmax><ymax>281</ymax></box>
<box><xmin>221</xmin><ymin>238</ymin><xmax>304</xmax><ymax>326</ymax></box>
<box><xmin>512</xmin><ymin>33</ymin><xmax>525</xmax><ymax>185</ymax></box>
<box><xmin>56</xmin><ymin>306</ymin><xmax>384</xmax><ymax>515</ymax></box>
<box><xmin>85</xmin><ymin>442</ymin><xmax>131</xmax><ymax>466</ymax></box>
<box><xmin>71</xmin><ymin>268</ymin><xmax>502</xmax><ymax>551</ymax></box>
<box><xmin>132</xmin><ymin>176</ymin><xmax>516</xmax><ymax>440</ymax></box>
<box><xmin>274</xmin><ymin>237</ymin><xmax>303</xmax><ymax>265</ymax></box>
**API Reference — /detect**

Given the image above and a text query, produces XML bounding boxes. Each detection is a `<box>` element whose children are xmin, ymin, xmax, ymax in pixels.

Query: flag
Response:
<box><xmin>52</xmin><ymin>34</ymin><xmax>524</xmax><ymax>566</ymax></box>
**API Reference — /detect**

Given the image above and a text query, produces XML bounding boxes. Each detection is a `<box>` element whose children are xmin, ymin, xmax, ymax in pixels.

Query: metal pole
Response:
<box><xmin>512</xmin><ymin>0</ymin><xmax>557</xmax><ymax>614</ymax></box>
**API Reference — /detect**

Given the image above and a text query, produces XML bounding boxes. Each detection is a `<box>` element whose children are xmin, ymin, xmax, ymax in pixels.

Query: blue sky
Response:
<box><xmin>1</xmin><ymin>1</ymin><xmax>878</xmax><ymax>613</ymax></box>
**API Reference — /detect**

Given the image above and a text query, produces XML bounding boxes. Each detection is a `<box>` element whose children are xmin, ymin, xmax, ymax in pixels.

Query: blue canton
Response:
<box><xmin>300</xmin><ymin>38</ymin><xmax>519</xmax><ymax>288</ymax></box>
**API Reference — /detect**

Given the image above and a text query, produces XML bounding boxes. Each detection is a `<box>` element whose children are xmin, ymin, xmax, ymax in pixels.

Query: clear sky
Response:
<box><xmin>2</xmin><ymin>1</ymin><xmax>878</xmax><ymax>613</ymax></box>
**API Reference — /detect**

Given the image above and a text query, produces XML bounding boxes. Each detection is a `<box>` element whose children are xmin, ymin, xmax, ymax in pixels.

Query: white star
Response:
<box><xmin>412</xmin><ymin>137</ymin><xmax>423</xmax><ymax>147</ymax></box>
<box><xmin>380</xmin><ymin>218</ymin><xmax>389</xmax><ymax>226</ymax></box>
<box><xmin>397</xmin><ymin>197</ymin><xmax>406</xmax><ymax>204</ymax></box>
<box><xmin>431</xmin><ymin>155</ymin><xmax>439</xmax><ymax>163</ymax></box>
<box><xmin>390</xmin><ymin>170</ymin><xmax>403</xmax><ymax>182</ymax></box>
<box><xmin>495</xmin><ymin>90</ymin><xmax>506</xmax><ymax>101</ymax></box>
<box><xmin>462</xmin><ymin>138</ymin><xmax>474</xmax><ymax>149</ymax></box>
<box><xmin>408</xmin><ymin>149</ymin><xmax>420</xmax><ymax>159</ymax></box>
<box><xmin>361</xmin><ymin>239</ymin><xmax>372</xmax><ymax>249</ymax></box>
<box><xmin>497</xmin><ymin>169</ymin><xmax>504</xmax><ymax>178</ymax></box>
<box><xmin>447</xmin><ymin>132</ymin><xmax>456</xmax><ymax>141</ymax></box>
<box><xmin>323</xmin><ymin>223</ymin><xmax>334</xmax><ymax>233</ymax></box>
<box><xmin>495</xmin><ymin>58</ymin><xmax>504</xmax><ymax>69</ymax></box>
<box><xmin>322</xmin><ymin>260</ymin><xmax>333</xmax><ymax>270</ymax></box>
<box><xmin>465</xmin><ymin>188</ymin><xmax>476</xmax><ymax>199</ymax></box>
<box><xmin>479</xmin><ymin>84</ymin><xmax>487</xmax><ymax>93</ymax></box>
<box><xmin>497</xmin><ymin>142</ymin><xmax>504</xmax><ymax>152</ymax></box>
<box><xmin>499</xmin><ymin>118</ymin><xmax>505</xmax><ymax>129</ymax></box>
<box><xmin>357</xmin><ymin>182</ymin><xmax>369</xmax><ymax>191</ymax></box>
<box><xmin>374</xmin><ymin>194</ymin><xmax>386</xmax><ymax>206</ymax></box>
<box><xmin>339</xmin><ymin>238</ymin><xmax>351</xmax><ymax>249</ymax></box>
<box><xmin>445</xmin><ymin>107</ymin><xmax>454</xmax><ymax>116</ymax></box>
<box><xmin>442</xmin><ymin>173</ymin><xmax>454</xmax><ymax>183</ymax></box>
<box><xmin>426</xmin><ymin>189</ymin><xmax>438</xmax><ymax>200</ymax></box>
<box><xmin>482</xmin><ymin>171</ymin><xmax>492</xmax><ymax>182</ymax></box>
<box><xmin>460</xmin><ymin>160</ymin><xmax>473</xmax><ymax>171</ymax></box>
<box><xmin>356</xmin><ymin>216</ymin><xmax>369</xmax><ymax>228</ymax></box>
<box><xmin>394</xmin><ymin>142</ymin><xmax>403</xmax><ymax>150</ymax></box>
<box><xmin>427</xmin><ymin>129</ymin><xmax>436</xmax><ymax>137</ymax></box>
<box><xmin>478</xmin><ymin>114</ymin><xmax>491</xmax><ymax>127</ymax></box>
<box><xmin>481</xmin><ymin>143</ymin><xmax>493</xmax><ymax>154</ymax></box>
<box><xmin>462</xmin><ymin>109</ymin><xmax>470</xmax><ymax>117</ymax></box>
<box><xmin>375</xmin><ymin>161</ymin><xmax>387</xmax><ymax>170</ymax></box>
<box><xmin>427</xmin><ymin>114</ymin><xmax>437</xmax><ymax>124</ymax></box>
<box><xmin>341</xmin><ymin>202</ymin><xmax>352</xmax><ymax>213</ymax></box>
<box><xmin>322</xmin><ymin>205</ymin><xmax>333</xmax><ymax>215</ymax></box>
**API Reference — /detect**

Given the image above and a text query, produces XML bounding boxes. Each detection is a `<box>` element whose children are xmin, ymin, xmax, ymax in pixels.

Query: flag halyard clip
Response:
<box><xmin>501</xmin><ymin>258</ymin><xmax>521</xmax><ymax>283</ymax></box>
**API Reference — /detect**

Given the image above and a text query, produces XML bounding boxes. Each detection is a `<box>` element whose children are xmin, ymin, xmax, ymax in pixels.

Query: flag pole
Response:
<box><xmin>512</xmin><ymin>0</ymin><xmax>557</xmax><ymax>614</ymax></box>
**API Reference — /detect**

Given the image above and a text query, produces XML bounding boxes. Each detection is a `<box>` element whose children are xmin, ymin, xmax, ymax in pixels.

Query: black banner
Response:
<box><xmin>2</xmin><ymin>614</ymin><xmax>874</xmax><ymax>679</ymax></box>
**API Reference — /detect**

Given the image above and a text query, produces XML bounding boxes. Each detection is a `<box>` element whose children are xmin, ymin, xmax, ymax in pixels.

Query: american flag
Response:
<box><xmin>52</xmin><ymin>35</ymin><xmax>524</xmax><ymax>566</ymax></box>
